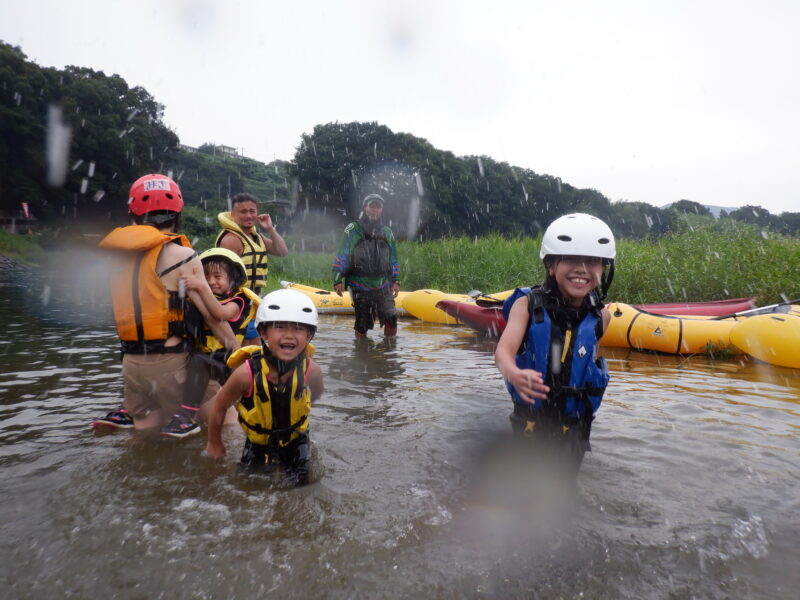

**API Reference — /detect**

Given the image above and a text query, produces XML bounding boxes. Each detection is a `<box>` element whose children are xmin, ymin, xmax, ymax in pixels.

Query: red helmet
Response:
<box><xmin>128</xmin><ymin>174</ymin><xmax>183</xmax><ymax>216</ymax></box>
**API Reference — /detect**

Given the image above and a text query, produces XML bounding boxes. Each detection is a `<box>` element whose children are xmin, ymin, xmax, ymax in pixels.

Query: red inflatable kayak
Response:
<box><xmin>436</xmin><ymin>297</ymin><xmax>756</xmax><ymax>337</ymax></box>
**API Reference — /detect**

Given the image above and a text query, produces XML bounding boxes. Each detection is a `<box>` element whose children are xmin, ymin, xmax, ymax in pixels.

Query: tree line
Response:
<box><xmin>2</xmin><ymin>40</ymin><xmax>798</xmax><ymax>242</ymax></box>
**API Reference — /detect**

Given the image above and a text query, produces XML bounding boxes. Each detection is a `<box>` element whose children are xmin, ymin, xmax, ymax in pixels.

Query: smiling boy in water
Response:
<box><xmin>494</xmin><ymin>213</ymin><xmax>615</xmax><ymax>474</ymax></box>
<box><xmin>204</xmin><ymin>289</ymin><xmax>324</xmax><ymax>485</ymax></box>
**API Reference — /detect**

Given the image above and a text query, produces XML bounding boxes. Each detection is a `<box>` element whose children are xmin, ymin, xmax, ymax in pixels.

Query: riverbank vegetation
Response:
<box><xmin>4</xmin><ymin>40</ymin><xmax>800</xmax><ymax>243</ymax></box>
<box><xmin>2</xmin><ymin>40</ymin><xmax>798</xmax><ymax>305</ymax></box>
<box><xmin>3</xmin><ymin>220</ymin><xmax>797</xmax><ymax>305</ymax></box>
<box><xmin>0</xmin><ymin>230</ymin><xmax>45</xmax><ymax>265</ymax></box>
<box><xmin>267</xmin><ymin>221</ymin><xmax>799</xmax><ymax>305</ymax></box>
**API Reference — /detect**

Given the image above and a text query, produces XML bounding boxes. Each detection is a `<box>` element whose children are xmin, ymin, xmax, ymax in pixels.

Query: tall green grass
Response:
<box><xmin>5</xmin><ymin>223</ymin><xmax>797</xmax><ymax>305</ymax></box>
<box><xmin>269</xmin><ymin>223</ymin><xmax>799</xmax><ymax>304</ymax></box>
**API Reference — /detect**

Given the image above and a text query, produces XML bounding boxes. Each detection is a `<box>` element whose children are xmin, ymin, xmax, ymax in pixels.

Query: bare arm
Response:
<box><xmin>257</xmin><ymin>214</ymin><xmax>289</xmax><ymax>257</ymax></box>
<box><xmin>205</xmin><ymin>364</ymin><xmax>250</xmax><ymax>458</ymax></box>
<box><xmin>307</xmin><ymin>361</ymin><xmax>324</xmax><ymax>402</ymax></box>
<box><xmin>184</xmin><ymin>275</ymin><xmax>239</xmax><ymax>321</ymax></box>
<box><xmin>187</xmin><ymin>287</ymin><xmax>239</xmax><ymax>351</ymax></box>
<box><xmin>206</xmin><ymin>318</ymin><xmax>239</xmax><ymax>352</ymax></box>
<box><xmin>494</xmin><ymin>296</ymin><xmax>550</xmax><ymax>404</ymax></box>
<box><xmin>218</xmin><ymin>231</ymin><xmax>244</xmax><ymax>255</ymax></box>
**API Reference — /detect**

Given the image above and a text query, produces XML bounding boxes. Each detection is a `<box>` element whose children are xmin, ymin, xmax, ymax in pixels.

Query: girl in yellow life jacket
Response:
<box><xmin>204</xmin><ymin>289</ymin><xmax>324</xmax><ymax>485</ymax></box>
<box><xmin>162</xmin><ymin>248</ymin><xmax>260</xmax><ymax>438</ymax></box>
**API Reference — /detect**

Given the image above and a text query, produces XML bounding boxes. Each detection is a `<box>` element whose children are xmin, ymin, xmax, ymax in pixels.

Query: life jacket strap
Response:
<box><xmin>238</xmin><ymin>414</ymin><xmax>308</xmax><ymax>447</ymax></box>
<box><xmin>157</xmin><ymin>251</ymin><xmax>198</xmax><ymax>278</ymax></box>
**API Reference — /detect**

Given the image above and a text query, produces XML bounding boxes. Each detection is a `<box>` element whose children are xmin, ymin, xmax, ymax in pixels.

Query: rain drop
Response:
<box><xmin>46</xmin><ymin>105</ymin><xmax>72</xmax><ymax>187</ymax></box>
<box><xmin>41</xmin><ymin>286</ymin><xmax>51</xmax><ymax>307</ymax></box>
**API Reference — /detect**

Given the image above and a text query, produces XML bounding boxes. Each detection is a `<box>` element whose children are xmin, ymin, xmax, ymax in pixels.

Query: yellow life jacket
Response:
<box><xmin>98</xmin><ymin>225</ymin><xmax>194</xmax><ymax>352</ymax></box>
<box><xmin>215</xmin><ymin>212</ymin><xmax>268</xmax><ymax>293</ymax></box>
<box><xmin>234</xmin><ymin>344</ymin><xmax>314</xmax><ymax>447</ymax></box>
<box><xmin>196</xmin><ymin>287</ymin><xmax>261</xmax><ymax>353</ymax></box>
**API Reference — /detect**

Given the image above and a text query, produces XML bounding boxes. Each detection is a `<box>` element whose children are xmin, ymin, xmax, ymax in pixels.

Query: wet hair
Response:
<box><xmin>231</xmin><ymin>193</ymin><xmax>258</xmax><ymax>208</ymax></box>
<box><xmin>133</xmin><ymin>210</ymin><xmax>180</xmax><ymax>231</ymax></box>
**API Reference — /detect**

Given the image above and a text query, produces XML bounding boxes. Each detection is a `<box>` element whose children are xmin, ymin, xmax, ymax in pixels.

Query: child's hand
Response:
<box><xmin>205</xmin><ymin>440</ymin><xmax>226</xmax><ymax>459</ymax></box>
<box><xmin>181</xmin><ymin>275</ymin><xmax>206</xmax><ymax>291</ymax></box>
<box><xmin>507</xmin><ymin>367</ymin><xmax>550</xmax><ymax>404</ymax></box>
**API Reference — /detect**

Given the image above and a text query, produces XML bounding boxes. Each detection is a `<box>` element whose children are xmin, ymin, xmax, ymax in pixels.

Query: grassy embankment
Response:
<box><xmin>268</xmin><ymin>224</ymin><xmax>799</xmax><ymax>305</ymax></box>
<box><xmin>0</xmin><ymin>230</ymin><xmax>46</xmax><ymax>266</ymax></box>
<box><xmin>4</xmin><ymin>223</ymin><xmax>798</xmax><ymax>306</ymax></box>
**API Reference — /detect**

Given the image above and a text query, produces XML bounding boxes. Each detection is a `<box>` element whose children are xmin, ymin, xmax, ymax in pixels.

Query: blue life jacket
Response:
<box><xmin>502</xmin><ymin>287</ymin><xmax>609</xmax><ymax>420</ymax></box>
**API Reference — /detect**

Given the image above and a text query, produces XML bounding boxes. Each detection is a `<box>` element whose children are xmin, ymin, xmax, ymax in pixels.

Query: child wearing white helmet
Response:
<box><xmin>205</xmin><ymin>288</ymin><xmax>324</xmax><ymax>485</ymax></box>
<box><xmin>494</xmin><ymin>213</ymin><xmax>615</xmax><ymax>475</ymax></box>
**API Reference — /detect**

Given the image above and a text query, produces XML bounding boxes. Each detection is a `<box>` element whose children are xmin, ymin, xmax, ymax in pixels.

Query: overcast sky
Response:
<box><xmin>3</xmin><ymin>0</ymin><xmax>799</xmax><ymax>214</ymax></box>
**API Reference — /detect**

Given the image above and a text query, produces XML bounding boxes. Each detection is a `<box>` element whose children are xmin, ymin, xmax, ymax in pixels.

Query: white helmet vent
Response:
<box><xmin>539</xmin><ymin>213</ymin><xmax>616</xmax><ymax>261</ymax></box>
<box><xmin>255</xmin><ymin>289</ymin><xmax>319</xmax><ymax>328</ymax></box>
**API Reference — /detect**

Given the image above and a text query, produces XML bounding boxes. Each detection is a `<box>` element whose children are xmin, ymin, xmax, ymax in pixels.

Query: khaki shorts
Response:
<box><xmin>202</xmin><ymin>379</ymin><xmax>220</xmax><ymax>406</ymax></box>
<box><xmin>121</xmin><ymin>352</ymin><xmax>189</xmax><ymax>419</ymax></box>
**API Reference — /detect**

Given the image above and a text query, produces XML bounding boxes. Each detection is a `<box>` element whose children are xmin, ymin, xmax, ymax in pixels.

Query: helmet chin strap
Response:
<box><xmin>261</xmin><ymin>340</ymin><xmax>300</xmax><ymax>378</ymax></box>
<box><xmin>599</xmin><ymin>261</ymin><xmax>615</xmax><ymax>300</ymax></box>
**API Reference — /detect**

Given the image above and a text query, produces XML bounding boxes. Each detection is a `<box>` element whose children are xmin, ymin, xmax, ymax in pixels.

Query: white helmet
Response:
<box><xmin>539</xmin><ymin>213</ymin><xmax>616</xmax><ymax>261</ymax></box>
<box><xmin>255</xmin><ymin>289</ymin><xmax>319</xmax><ymax>332</ymax></box>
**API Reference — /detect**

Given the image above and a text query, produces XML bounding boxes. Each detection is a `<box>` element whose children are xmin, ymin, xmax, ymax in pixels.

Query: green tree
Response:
<box><xmin>727</xmin><ymin>205</ymin><xmax>777</xmax><ymax>229</ymax></box>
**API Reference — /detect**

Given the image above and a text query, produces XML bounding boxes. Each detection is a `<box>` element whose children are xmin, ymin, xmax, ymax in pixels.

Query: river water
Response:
<box><xmin>1</xmin><ymin>250</ymin><xmax>799</xmax><ymax>599</ymax></box>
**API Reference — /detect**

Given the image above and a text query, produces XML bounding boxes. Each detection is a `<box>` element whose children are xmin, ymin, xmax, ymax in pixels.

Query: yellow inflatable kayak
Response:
<box><xmin>730</xmin><ymin>310</ymin><xmax>800</xmax><ymax>369</ymax></box>
<box><xmin>401</xmin><ymin>289</ymin><xmax>470</xmax><ymax>324</ymax></box>
<box><xmin>280</xmin><ymin>281</ymin><xmax>409</xmax><ymax>316</ymax></box>
<box><xmin>602</xmin><ymin>302</ymin><xmax>800</xmax><ymax>355</ymax></box>
<box><xmin>602</xmin><ymin>302</ymin><xmax>740</xmax><ymax>354</ymax></box>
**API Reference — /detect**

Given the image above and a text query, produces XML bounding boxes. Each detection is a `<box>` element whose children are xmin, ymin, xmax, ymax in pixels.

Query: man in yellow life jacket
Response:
<box><xmin>215</xmin><ymin>193</ymin><xmax>289</xmax><ymax>297</ymax></box>
<box><xmin>93</xmin><ymin>174</ymin><xmax>237</xmax><ymax>432</ymax></box>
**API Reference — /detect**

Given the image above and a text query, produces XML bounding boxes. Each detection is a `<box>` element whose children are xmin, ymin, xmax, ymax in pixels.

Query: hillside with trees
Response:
<box><xmin>2</xmin><ymin>40</ymin><xmax>798</xmax><ymax>243</ymax></box>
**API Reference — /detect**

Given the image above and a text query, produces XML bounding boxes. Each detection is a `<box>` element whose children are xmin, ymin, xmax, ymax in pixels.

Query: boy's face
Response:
<box><xmin>205</xmin><ymin>264</ymin><xmax>231</xmax><ymax>296</ymax></box>
<box><xmin>232</xmin><ymin>200</ymin><xmax>258</xmax><ymax>229</ymax></box>
<box><xmin>262</xmin><ymin>322</ymin><xmax>312</xmax><ymax>361</ymax></box>
<box><xmin>548</xmin><ymin>255</ymin><xmax>604</xmax><ymax>307</ymax></box>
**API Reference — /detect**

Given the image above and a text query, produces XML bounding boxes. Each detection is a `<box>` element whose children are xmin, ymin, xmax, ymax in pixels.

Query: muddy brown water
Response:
<box><xmin>1</xmin><ymin>251</ymin><xmax>798</xmax><ymax>599</ymax></box>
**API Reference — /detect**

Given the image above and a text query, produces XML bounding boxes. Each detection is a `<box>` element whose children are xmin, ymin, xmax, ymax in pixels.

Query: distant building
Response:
<box><xmin>0</xmin><ymin>210</ymin><xmax>38</xmax><ymax>233</ymax></box>
<box><xmin>264</xmin><ymin>197</ymin><xmax>292</xmax><ymax>217</ymax></box>
<box><xmin>218</xmin><ymin>145</ymin><xmax>238</xmax><ymax>157</ymax></box>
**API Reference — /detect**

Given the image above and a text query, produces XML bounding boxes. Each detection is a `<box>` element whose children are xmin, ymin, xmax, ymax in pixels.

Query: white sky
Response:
<box><xmin>3</xmin><ymin>0</ymin><xmax>799</xmax><ymax>214</ymax></box>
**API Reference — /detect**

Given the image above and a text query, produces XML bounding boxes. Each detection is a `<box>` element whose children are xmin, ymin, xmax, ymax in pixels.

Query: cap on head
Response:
<box><xmin>128</xmin><ymin>174</ymin><xmax>183</xmax><ymax>216</ymax></box>
<box><xmin>539</xmin><ymin>213</ymin><xmax>616</xmax><ymax>261</ymax></box>
<box><xmin>255</xmin><ymin>289</ymin><xmax>319</xmax><ymax>332</ymax></box>
<box><xmin>362</xmin><ymin>193</ymin><xmax>385</xmax><ymax>208</ymax></box>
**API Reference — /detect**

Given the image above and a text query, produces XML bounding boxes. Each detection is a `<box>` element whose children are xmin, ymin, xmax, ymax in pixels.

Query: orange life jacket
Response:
<box><xmin>99</xmin><ymin>225</ymin><xmax>195</xmax><ymax>353</ymax></box>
